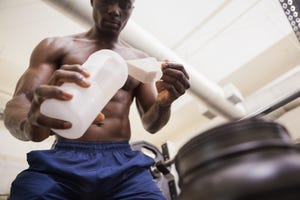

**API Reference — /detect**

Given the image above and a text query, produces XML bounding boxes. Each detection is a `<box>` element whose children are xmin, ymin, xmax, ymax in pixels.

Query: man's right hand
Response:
<box><xmin>25</xmin><ymin>64</ymin><xmax>91</xmax><ymax>141</ymax></box>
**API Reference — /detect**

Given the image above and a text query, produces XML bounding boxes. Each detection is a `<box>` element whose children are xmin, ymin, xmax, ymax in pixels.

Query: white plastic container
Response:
<box><xmin>40</xmin><ymin>49</ymin><xmax>128</xmax><ymax>139</ymax></box>
<box><xmin>126</xmin><ymin>57</ymin><xmax>163</xmax><ymax>83</ymax></box>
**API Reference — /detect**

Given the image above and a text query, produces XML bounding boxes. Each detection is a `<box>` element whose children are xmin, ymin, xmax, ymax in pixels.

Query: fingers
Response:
<box><xmin>35</xmin><ymin>85</ymin><xmax>73</xmax><ymax>102</ymax></box>
<box><xmin>162</xmin><ymin>62</ymin><xmax>190</xmax><ymax>80</ymax></box>
<box><xmin>156</xmin><ymin>62</ymin><xmax>190</xmax><ymax>105</ymax></box>
<box><xmin>61</xmin><ymin>64</ymin><xmax>90</xmax><ymax>77</ymax></box>
<box><xmin>160</xmin><ymin>74</ymin><xmax>188</xmax><ymax>95</ymax></box>
<box><xmin>93</xmin><ymin>113</ymin><xmax>106</xmax><ymax>125</ymax></box>
<box><xmin>27</xmin><ymin>104</ymin><xmax>72</xmax><ymax>132</ymax></box>
<box><xmin>95</xmin><ymin>113</ymin><xmax>106</xmax><ymax>121</ymax></box>
<box><xmin>48</xmin><ymin>64</ymin><xmax>91</xmax><ymax>87</ymax></box>
<box><xmin>160</xmin><ymin>62</ymin><xmax>190</xmax><ymax>92</ymax></box>
<box><xmin>34</xmin><ymin>113</ymin><xmax>72</xmax><ymax>130</ymax></box>
<box><xmin>27</xmin><ymin>84</ymin><xmax>74</xmax><ymax>133</ymax></box>
<box><xmin>31</xmin><ymin>85</ymin><xmax>73</xmax><ymax>123</ymax></box>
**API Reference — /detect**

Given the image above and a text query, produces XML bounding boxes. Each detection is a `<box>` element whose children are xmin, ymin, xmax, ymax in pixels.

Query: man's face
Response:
<box><xmin>91</xmin><ymin>0</ymin><xmax>135</xmax><ymax>35</ymax></box>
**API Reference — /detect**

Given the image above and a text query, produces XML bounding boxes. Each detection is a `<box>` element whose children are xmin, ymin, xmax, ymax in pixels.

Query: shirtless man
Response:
<box><xmin>3</xmin><ymin>0</ymin><xmax>190</xmax><ymax>199</ymax></box>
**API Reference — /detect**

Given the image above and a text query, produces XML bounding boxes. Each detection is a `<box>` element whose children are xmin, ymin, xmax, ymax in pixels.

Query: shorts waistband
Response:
<box><xmin>53</xmin><ymin>140</ymin><xmax>131</xmax><ymax>151</ymax></box>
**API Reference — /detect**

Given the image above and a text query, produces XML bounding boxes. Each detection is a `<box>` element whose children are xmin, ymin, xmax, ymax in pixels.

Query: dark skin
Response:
<box><xmin>3</xmin><ymin>0</ymin><xmax>190</xmax><ymax>142</ymax></box>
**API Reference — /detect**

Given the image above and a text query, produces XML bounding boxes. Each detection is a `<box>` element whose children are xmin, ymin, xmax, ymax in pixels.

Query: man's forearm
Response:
<box><xmin>3</xmin><ymin>97</ymin><xmax>31</xmax><ymax>141</ymax></box>
<box><xmin>142</xmin><ymin>102</ymin><xmax>171</xmax><ymax>133</ymax></box>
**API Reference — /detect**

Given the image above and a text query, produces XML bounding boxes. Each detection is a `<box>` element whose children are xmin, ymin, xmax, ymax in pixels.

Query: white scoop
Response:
<box><xmin>126</xmin><ymin>57</ymin><xmax>163</xmax><ymax>83</ymax></box>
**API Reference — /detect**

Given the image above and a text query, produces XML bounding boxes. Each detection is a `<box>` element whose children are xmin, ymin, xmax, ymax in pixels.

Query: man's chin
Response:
<box><xmin>104</xmin><ymin>31</ymin><xmax>120</xmax><ymax>38</ymax></box>
<box><xmin>102</xmin><ymin>27</ymin><xmax>120</xmax><ymax>35</ymax></box>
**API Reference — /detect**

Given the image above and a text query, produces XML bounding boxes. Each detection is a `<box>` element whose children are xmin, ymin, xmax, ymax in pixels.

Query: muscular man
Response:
<box><xmin>4</xmin><ymin>0</ymin><xmax>190</xmax><ymax>199</ymax></box>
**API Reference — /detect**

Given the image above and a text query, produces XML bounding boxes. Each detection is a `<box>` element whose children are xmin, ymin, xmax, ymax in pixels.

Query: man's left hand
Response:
<box><xmin>156</xmin><ymin>62</ymin><xmax>190</xmax><ymax>107</ymax></box>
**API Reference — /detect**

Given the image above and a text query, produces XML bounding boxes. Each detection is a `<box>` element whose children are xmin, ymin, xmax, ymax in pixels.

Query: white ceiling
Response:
<box><xmin>0</xmin><ymin>0</ymin><xmax>300</xmax><ymax>146</ymax></box>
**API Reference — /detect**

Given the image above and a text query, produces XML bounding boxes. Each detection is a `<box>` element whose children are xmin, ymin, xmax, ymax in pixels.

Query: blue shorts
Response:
<box><xmin>9</xmin><ymin>141</ymin><xmax>166</xmax><ymax>200</ymax></box>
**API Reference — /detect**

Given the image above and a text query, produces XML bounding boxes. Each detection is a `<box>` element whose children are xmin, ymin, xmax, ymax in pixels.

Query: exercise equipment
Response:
<box><xmin>131</xmin><ymin>141</ymin><xmax>178</xmax><ymax>200</ymax></box>
<box><xmin>175</xmin><ymin>118</ymin><xmax>300</xmax><ymax>200</ymax></box>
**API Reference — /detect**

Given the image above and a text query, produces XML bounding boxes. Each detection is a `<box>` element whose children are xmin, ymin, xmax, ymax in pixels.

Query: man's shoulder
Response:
<box><xmin>39</xmin><ymin>35</ymin><xmax>74</xmax><ymax>47</ymax></box>
<box><xmin>31</xmin><ymin>35</ymin><xmax>77</xmax><ymax>62</ymax></box>
<box><xmin>36</xmin><ymin>33</ymin><xmax>86</xmax><ymax>55</ymax></box>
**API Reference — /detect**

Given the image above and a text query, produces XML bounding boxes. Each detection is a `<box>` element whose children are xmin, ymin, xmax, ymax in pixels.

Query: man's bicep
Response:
<box><xmin>14</xmin><ymin>38</ymin><xmax>59</xmax><ymax>96</ymax></box>
<box><xmin>14</xmin><ymin>63</ymin><xmax>54</xmax><ymax>97</ymax></box>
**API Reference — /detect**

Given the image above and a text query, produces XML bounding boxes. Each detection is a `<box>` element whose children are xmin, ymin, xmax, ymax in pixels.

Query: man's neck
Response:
<box><xmin>86</xmin><ymin>27</ymin><xmax>120</xmax><ymax>46</ymax></box>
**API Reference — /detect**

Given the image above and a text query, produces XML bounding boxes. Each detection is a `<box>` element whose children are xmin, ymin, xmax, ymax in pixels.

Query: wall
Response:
<box><xmin>0</xmin><ymin>122</ymin><xmax>55</xmax><ymax>195</ymax></box>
